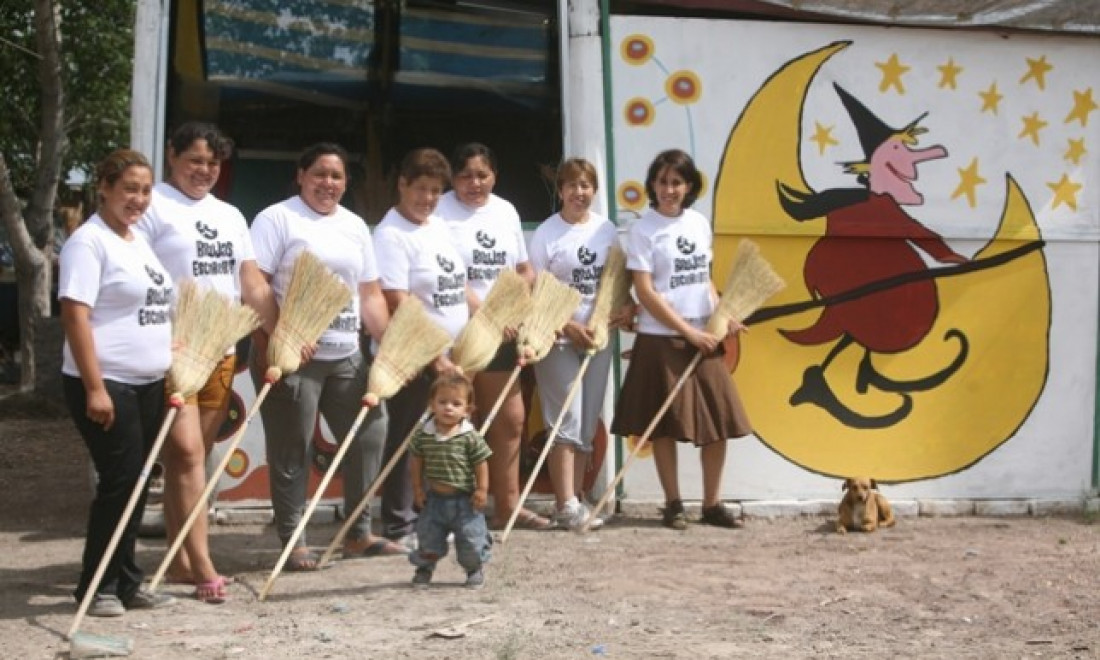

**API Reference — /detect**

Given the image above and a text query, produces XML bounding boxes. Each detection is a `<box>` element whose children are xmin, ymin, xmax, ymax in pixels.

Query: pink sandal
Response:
<box><xmin>193</xmin><ymin>575</ymin><xmax>229</xmax><ymax>604</ymax></box>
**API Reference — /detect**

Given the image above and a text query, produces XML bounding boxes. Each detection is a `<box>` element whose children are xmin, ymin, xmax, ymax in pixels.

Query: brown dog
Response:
<box><xmin>836</xmin><ymin>477</ymin><xmax>895</xmax><ymax>533</ymax></box>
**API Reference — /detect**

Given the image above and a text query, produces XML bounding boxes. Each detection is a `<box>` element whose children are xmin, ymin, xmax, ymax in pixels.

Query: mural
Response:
<box><xmin>611</xmin><ymin>17</ymin><xmax>1097</xmax><ymax>498</ymax></box>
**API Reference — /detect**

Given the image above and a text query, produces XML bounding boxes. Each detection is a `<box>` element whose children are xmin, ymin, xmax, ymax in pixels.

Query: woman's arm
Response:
<box><xmin>632</xmin><ymin>270</ymin><xmax>719</xmax><ymax>354</ymax></box>
<box><xmin>359</xmin><ymin>280</ymin><xmax>390</xmax><ymax>344</ymax></box>
<box><xmin>240</xmin><ymin>259</ymin><xmax>278</xmax><ymax>334</ymax></box>
<box><xmin>61</xmin><ymin>299</ymin><xmax>115</xmax><ymax>429</ymax></box>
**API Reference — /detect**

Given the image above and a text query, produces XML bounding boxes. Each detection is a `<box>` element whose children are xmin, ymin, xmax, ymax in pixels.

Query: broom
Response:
<box><xmin>477</xmin><ymin>271</ymin><xmax>582</xmax><ymax>437</ymax></box>
<box><xmin>68</xmin><ymin>280</ymin><xmax>259</xmax><ymax>647</ymax></box>
<box><xmin>147</xmin><ymin>250</ymin><xmax>352</xmax><ymax>592</ymax></box>
<box><xmin>260</xmin><ymin>296</ymin><xmax>451</xmax><ymax>600</ymax></box>
<box><xmin>318</xmin><ymin>269</ymin><xmax>534</xmax><ymax>567</ymax></box>
<box><xmin>580</xmin><ymin>239</ymin><xmax>785</xmax><ymax>532</ymax></box>
<box><xmin>501</xmin><ymin>245</ymin><xmax>630</xmax><ymax>543</ymax></box>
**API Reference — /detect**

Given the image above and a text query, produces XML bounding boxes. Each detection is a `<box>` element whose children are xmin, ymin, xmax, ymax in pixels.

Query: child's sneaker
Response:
<box><xmin>555</xmin><ymin>498</ymin><xmax>604</xmax><ymax>531</ymax></box>
<box><xmin>411</xmin><ymin>567</ymin><xmax>432</xmax><ymax>589</ymax></box>
<box><xmin>464</xmin><ymin>568</ymin><xmax>485</xmax><ymax>590</ymax></box>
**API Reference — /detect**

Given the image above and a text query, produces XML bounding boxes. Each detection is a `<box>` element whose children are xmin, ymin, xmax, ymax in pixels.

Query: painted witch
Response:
<box><xmin>776</xmin><ymin>84</ymin><xmax>969</xmax><ymax>429</ymax></box>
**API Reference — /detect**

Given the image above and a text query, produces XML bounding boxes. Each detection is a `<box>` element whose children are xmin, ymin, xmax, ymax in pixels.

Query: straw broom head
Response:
<box><xmin>517</xmin><ymin>271</ymin><xmax>581</xmax><ymax>364</ymax></box>
<box><xmin>169</xmin><ymin>279</ymin><xmax>261</xmax><ymax>404</ymax></box>
<box><xmin>705</xmin><ymin>239</ymin><xmax>786</xmax><ymax>336</ymax></box>
<box><xmin>586</xmin><ymin>243</ymin><xmax>632</xmax><ymax>352</ymax></box>
<box><xmin>267</xmin><ymin>250</ymin><xmax>353</xmax><ymax>379</ymax></box>
<box><xmin>363</xmin><ymin>296</ymin><xmax>452</xmax><ymax>406</ymax></box>
<box><xmin>452</xmin><ymin>269</ymin><xmax>533</xmax><ymax>374</ymax></box>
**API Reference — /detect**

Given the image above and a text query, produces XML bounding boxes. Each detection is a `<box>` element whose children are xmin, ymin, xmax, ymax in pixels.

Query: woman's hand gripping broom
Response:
<box><xmin>318</xmin><ymin>270</ymin><xmax>533</xmax><ymax>567</ymax></box>
<box><xmin>580</xmin><ymin>239</ymin><xmax>785</xmax><ymax>532</ymax></box>
<box><xmin>502</xmin><ymin>245</ymin><xmax>632</xmax><ymax>542</ymax></box>
<box><xmin>147</xmin><ymin>251</ymin><xmax>350</xmax><ymax>592</ymax></box>
<box><xmin>68</xmin><ymin>281</ymin><xmax>259</xmax><ymax>643</ymax></box>
<box><xmin>260</xmin><ymin>296</ymin><xmax>451</xmax><ymax>599</ymax></box>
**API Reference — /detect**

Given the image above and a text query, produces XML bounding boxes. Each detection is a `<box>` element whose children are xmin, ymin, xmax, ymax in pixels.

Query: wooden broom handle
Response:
<box><xmin>318</xmin><ymin>408</ymin><xmax>429</xmax><ymax>568</ymax></box>
<box><xmin>68</xmin><ymin>402</ymin><xmax>181</xmax><ymax>640</ymax></box>
<box><xmin>148</xmin><ymin>379</ymin><xmax>275</xmax><ymax>591</ymax></box>
<box><xmin>259</xmin><ymin>402</ymin><xmax>372</xmax><ymax>601</ymax></box>
<box><xmin>502</xmin><ymin>353</ymin><xmax>592</xmax><ymax>544</ymax></box>
<box><xmin>581</xmin><ymin>351</ymin><xmax>704</xmax><ymax>533</ymax></box>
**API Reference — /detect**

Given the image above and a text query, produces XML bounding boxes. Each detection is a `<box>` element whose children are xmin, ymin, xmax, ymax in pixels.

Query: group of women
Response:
<box><xmin>59</xmin><ymin>121</ymin><xmax>751</xmax><ymax>615</ymax></box>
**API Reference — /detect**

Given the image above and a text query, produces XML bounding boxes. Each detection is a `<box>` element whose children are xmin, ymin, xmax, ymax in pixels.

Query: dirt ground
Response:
<box><xmin>2</xmin><ymin>411</ymin><xmax>1099</xmax><ymax>659</ymax></box>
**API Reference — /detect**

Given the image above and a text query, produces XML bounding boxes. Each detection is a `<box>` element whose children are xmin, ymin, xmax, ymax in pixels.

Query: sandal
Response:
<box><xmin>286</xmin><ymin>547</ymin><xmax>322</xmax><ymax>572</ymax></box>
<box><xmin>346</xmin><ymin>538</ymin><xmax>408</xmax><ymax>558</ymax></box>
<box><xmin>489</xmin><ymin>510</ymin><xmax>554</xmax><ymax>531</ymax></box>
<box><xmin>662</xmin><ymin>499</ymin><xmax>688</xmax><ymax>531</ymax></box>
<box><xmin>701</xmin><ymin>503</ymin><xmax>744</xmax><ymax>529</ymax></box>
<box><xmin>193</xmin><ymin>576</ymin><xmax>229</xmax><ymax>604</ymax></box>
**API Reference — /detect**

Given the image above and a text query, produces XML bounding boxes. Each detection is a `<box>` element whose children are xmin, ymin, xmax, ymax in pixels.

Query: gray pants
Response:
<box><xmin>250</xmin><ymin>350</ymin><xmax>387</xmax><ymax>547</ymax></box>
<box><xmin>531</xmin><ymin>343</ymin><xmax>613</xmax><ymax>452</ymax></box>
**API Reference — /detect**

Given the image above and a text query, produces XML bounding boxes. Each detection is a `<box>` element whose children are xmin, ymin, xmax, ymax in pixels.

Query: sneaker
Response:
<box><xmin>701</xmin><ymin>503</ymin><xmax>744</xmax><ymax>529</ymax></box>
<box><xmin>391</xmin><ymin>532</ymin><xmax>418</xmax><ymax>552</ymax></box>
<box><xmin>411</xmin><ymin>567</ymin><xmax>433</xmax><ymax>589</ymax></box>
<box><xmin>88</xmin><ymin>594</ymin><xmax>125</xmax><ymax>618</ymax></box>
<box><xmin>464</xmin><ymin>568</ymin><xmax>485</xmax><ymax>590</ymax></box>
<box><xmin>555</xmin><ymin>498</ymin><xmax>604</xmax><ymax>531</ymax></box>
<box><xmin>125</xmin><ymin>589</ymin><xmax>176</xmax><ymax>610</ymax></box>
<box><xmin>662</xmin><ymin>499</ymin><xmax>688</xmax><ymax>531</ymax></box>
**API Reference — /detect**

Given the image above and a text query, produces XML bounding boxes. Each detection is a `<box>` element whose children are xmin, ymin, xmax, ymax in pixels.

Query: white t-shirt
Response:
<box><xmin>624</xmin><ymin>207</ymin><xmax>715</xmax><ymax>336</ymax></box>
<box><xmin>436</xmin><ymin>191</ymin><xmax>528</xmax><ymax>302</ymax></box>
<box><xmin>136</xmin><ymin>182</ymin><xmax>256</xmax><ymax>354</ymax></box>
<box><xmin>529</xmin><ymin>212</ymin><xmax>618</xmax><ymax>336</ymax></box>
<box><xmin>59</xmin><ymin>215</ymin><xmax>174</xmax><ymax>384</ymax></box>
<box><xmin>374</xmin><ymin>208</ymin><xmax>469</xmax><ymax>339</ymax></box>
<box><xmin>250</xmin><ymin>196</ymin><xmax>379</xmax><ymax>361</ymax></box>
<box><xmin>135</xmin><ymin>182</ymin><xmax>255</xmax><ymax>299</ymax></box>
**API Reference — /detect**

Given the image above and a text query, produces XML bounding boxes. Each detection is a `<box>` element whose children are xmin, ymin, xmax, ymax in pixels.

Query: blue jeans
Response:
<box><xmin>408</xmin><ymin>491</ymin><xmax>491</xmax><ymax>573</ymax></box>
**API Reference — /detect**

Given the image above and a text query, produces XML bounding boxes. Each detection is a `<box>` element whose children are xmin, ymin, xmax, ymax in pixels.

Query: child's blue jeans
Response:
<box><xmin>408</xmin><ymin>491</ymin><xmax>491</xmax><ymax>573</ymax></box>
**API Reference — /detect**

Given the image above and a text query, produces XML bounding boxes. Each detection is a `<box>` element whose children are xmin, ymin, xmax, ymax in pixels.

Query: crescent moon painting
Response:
<box><xmin>712</xmin><ymin>42</ymin><xmax>1051</xmax><ymax>481</ymax></box>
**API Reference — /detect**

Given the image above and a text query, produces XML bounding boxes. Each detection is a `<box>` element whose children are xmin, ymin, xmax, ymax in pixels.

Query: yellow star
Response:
<box><xmin>1064</xmin><ymin>88</ymin><xmax>1098</xmax><ymax>126</ymax></box>
<box><xmin>937</xmin><ymin>58</ymin><xmax>963</xmax><ymax>90</ymax></box>
<box><xmin>950</xmin><ymin>157</ymin><xmax>987</xmax><ymax>208</ymax></box>
<box><xmin>875</xmin><ymin>53</ymin><xmax>910</xmax><ymax>94</ymax></box>
<box><xmin>1064</xmin><ymin>138</ymin><xmax>1087</xmax><ymax>165</ymax></box>
<box><xmin>1018</xmin><ymin>112</ymin><xmax>1048</xmax><ymax>146</ymax></box>
<box><xmin>809</xmin><ymin>122</ymin><xmax>839</xmax><ymax>156</ymax></box>
<box><xmin>1047</xmin><ymin>173</ymin><xmax>1082</xmax><ymax>211</ymax></box>
<box><xmin>1019</xmin><ymin>55</ymin><xmax>1053</xmax><ymax>90</ymax></box>
<box><xmin>979</xmin><ymin>82</ymin><xmax>1003</xmax><ymax>115</ymax></box>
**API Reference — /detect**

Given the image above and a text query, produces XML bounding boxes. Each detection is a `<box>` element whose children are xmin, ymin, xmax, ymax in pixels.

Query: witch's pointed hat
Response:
<box><xmin>833</xmin><ymin>84</ymin><xmax>895</xmax><ymax>159</ymax></box>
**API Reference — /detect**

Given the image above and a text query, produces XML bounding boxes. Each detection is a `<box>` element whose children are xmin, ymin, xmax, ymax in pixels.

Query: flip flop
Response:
<box><xmin>193</xmin><ymin>576</ymin><xmax>229</xmax><ymax>604</ymax></box>
<box><xmin>286</xmin><ymin>547</ymin><xmax>323</xmax><ymax>572</ymax></box>
<box><xmin>350</xmin><ymin>538</ymin><xmax>408</xmax><ymax>558</ymax></box>
<box><xmin>166</xmin><ymin>574</ymin><xmax>236</xmax><ymax>586</ymax></box>
<box><xmin>489</xmin><ymin>511</ymin><xmax>554</xmax><ymax>531</ymax></box>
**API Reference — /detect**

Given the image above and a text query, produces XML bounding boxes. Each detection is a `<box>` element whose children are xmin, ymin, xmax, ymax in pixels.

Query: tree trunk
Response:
<box><xmin>0</xmin><ymin>0</ymin><xmax>68</xmax><ymax>392</ymax></box>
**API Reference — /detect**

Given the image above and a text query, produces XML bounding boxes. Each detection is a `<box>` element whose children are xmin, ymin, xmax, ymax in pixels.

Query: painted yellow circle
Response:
<box><xmin>665</xmin><ymin>70</ymin><xmax>702</xmax><ymax>105</ymax></box>
<box><xmin>624</xmin><ymin>97</ymin><xmax>655</xmax><ymax>127</ymax></box>
<box><xmin>621</xmin><ymin>34</ymin><xmax>655</xmax><ymax>65</ymax></box>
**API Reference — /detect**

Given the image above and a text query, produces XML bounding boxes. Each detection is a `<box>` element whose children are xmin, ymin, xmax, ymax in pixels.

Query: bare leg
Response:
<box><xmin>548</xmin><ymin>444</ymin><xmax>574</xmax><ymax>509</ymax></box>
<box><xmin>162</xmin><ymin>404</ymin><xmax>221</xmax><ymax>584</ymax></box>
<box><xmin>651</xmin><ymin>437</ymin><xmax>680</xmax><ymax>503</ymax></box>
<box><xmin>700</xmin><ymin>439</ymin><xmax>727</xmax><ymax>508</ymax></box>
<box><xmin>572</xmin><ymin>450</ymin><xmax>588</xmax><ymax>500</ymax></box>
<box><xmin>476</xmin><ymin>371</ymin><xmax>541</xmax><ymax>526</ymax></box>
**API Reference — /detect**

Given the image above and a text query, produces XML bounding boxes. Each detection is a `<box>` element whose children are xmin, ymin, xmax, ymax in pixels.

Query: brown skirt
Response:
<box><xmin>611</xmin><ymin>334</ymin><xmax>752</xmax><ymax>446</ymax></box>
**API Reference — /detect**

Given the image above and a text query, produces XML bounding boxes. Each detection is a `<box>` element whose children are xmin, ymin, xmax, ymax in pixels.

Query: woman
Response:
<box><xmin>60</xmin><ymin>149</ymin><xmax>176</xmax><ymax>616</ymax></box>
<box><xmin>249</xmin><ymin>143</ymin><xmax>394</xmax><ymax>569</ymax></box>
<box><xmin>611</xmin><ymin>149</ymin><xmax>750</xmax><ymax>530</ymax></box>
<box><xmin>529</xmin><ymin>158</ymin><xmax>617</xmax><ymax>530</ymax></box>
<box><xmin>435</xmin><ymin>143</ymin><xmax>551</xmax><ymax>531</ymax></box>
<box><xmin>135</xmin><ymin>121</ymin><xmax>274</xmax><ymax>602</ymax></box>
<box><xmin>373</xmin><ymin>148</ymin><xmax>471</xmax><ymax>546</ymax></box>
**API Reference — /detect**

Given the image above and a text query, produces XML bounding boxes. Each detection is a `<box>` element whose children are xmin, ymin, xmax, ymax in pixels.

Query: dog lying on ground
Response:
<box><xmin>836</xmin><ymin>477</ymin><xmax>895</xmax><ymax>533</ymax></box>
